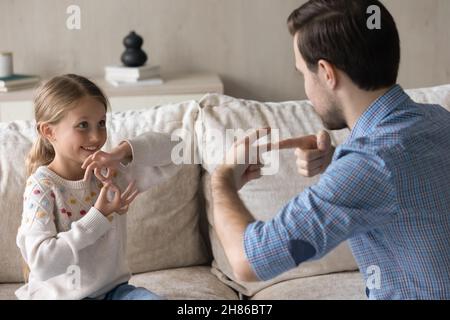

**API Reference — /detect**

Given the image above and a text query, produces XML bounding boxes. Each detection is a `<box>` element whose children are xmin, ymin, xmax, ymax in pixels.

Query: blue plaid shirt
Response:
<box><xmin>244</xmin><ymin>85</ymin><xmax>450</xmax><ymax>299</ymax></box>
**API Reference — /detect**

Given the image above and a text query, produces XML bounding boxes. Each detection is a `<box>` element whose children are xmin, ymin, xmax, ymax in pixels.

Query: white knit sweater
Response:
<box><xmin>15</xmin><ymin>132</ymin><xmax>180</xmax><ymax>300</ymax></box>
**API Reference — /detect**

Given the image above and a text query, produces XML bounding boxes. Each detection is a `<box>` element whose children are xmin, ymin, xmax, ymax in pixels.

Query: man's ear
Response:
<box><xmin>39</xmin><ymin>123</ymin><xmax>55</xmax><ymax>142</ymax></box>
<box><xmin>317</xmin><ymin>59</ymin><xmax>338</xmax><ymax>90</ymax></box>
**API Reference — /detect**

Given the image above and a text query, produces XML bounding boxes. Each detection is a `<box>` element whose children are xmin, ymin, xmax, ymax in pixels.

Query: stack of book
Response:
<box><xmin>0</xmin><ymin>74</ymin><xmax>40</xmax><ymax>92</ymax></box>
<box><xmin>104</xmin><ymin>65</ymin><xmax>163</xmax><ymax>87</ymax></box>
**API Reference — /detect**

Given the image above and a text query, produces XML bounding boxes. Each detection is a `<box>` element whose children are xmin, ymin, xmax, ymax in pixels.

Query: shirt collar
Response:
<box><xmin>349</xmin><ymin>84</ymin><xmax>410</xmax><ymax>140</ymax></box>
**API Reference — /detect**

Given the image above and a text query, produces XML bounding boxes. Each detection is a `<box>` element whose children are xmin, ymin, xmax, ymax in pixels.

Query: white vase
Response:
<box><xmin>0</xmin><ymin>52</ymin><xmax>14</xmax><ymax>78</ymax></box>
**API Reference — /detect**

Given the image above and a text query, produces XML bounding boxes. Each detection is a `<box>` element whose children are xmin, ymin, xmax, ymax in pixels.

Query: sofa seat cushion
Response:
<box><xmin>3</xmin><ymin>267</ymin><xmax>239</xmax><ymax>300</ymax></box>
<box><xmin>250</xmin><ymin>271</ymin><xmax>366</xmax><ymax>300</ymax></box>
<box><xmin>129</xmin><ymin>266</ymin><xmax>239</xmax><ymax>300</ymax></box>
<box><xmin>0</xmin><ymin>283</ymin><xmax>22</xmax><ymax>300</ymax></box>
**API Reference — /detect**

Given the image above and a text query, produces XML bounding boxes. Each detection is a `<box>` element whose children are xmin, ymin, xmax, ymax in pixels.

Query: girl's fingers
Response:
<box><xmin>94</xmin><ymin>167</ymin><xmax>103</xmax><ymax>182</ymax></box>
<box><xmin>117</xmin><ymin>208</ymin><xmax>127</xmax><ymax>215</ymax></box>
<box><xmin>94</xmin><ymin>167</ymin><xmax>110</xmax><ymax>183</ymax></box>
<box><xmin>121</xmin><ymin>180</ymin><xmax>137</xmax><ymax>199</ymax></box>
<box><xmin>117</xmin><ymin>205</ymin><xmax>129</xmax><ymax>215</ymax></box>
<box><xmin>98</xmin><ymin>180</ymin><xmax>139</xmax><ymax>213</ymax></box>
<box><xmin>83</xmin><ymin>161</ymin><xmax>100</xmax><ymax>182</ymax></box>
<box><xmin>93</xmin><ymin>166</ymin><xmax>117</xmax><ymax>183</ymax></box>
<box><xmin>124</xmin><ymin>190</ymin><xmax>139</xmax><ymax>205</ymax></box>
<box><xmin>108</xmin><ymin>184</ymin><xmax>121</xmax><ymax>208</ymax></box>
<box><xmin>82</xmin><ymin>151</ymin><xmax>103</xmax><ymax>169</ymax></box>
<box><xmin>83</xmin><ymin>163</ymin><xmax>92</xmax><ymax>182</ymax></box>
<box><xmin>97</xmin><ymin>183</ymin><xmax>110</xmax><ymax>201</ymax></box>
<box><xmin>104</xmin><ymin>167</ymin><xmax>116</xmax><ymax>181</ymax></box>
<box><xmin>81</xmin><ymin>154</ymin><xmax>94</xmax><ymax>170</ymax></box>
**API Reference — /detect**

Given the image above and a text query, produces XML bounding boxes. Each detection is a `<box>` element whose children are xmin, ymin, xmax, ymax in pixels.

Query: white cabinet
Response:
<box><xmin>0</xmin><ymin>73</ymin><xmax>223</xmax><ymax>122</ymax></box>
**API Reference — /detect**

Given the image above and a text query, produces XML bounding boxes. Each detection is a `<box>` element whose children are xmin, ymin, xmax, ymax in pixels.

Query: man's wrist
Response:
<box><xmin>212</xmin><ymin>165</ymin><xmax>236</xmax><ymax>190</ymax></box>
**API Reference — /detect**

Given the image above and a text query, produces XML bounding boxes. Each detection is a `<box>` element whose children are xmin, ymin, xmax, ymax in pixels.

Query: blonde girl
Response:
<box><xmin>16</xmin><ymin>74</ymin><xmax>177</xmax><ymax>300</ymax></box>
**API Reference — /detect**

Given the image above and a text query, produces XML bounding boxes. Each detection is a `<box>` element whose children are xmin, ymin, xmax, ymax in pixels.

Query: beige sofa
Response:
<box><xmin>1</xmin><ymin>84</ymin><xmax>449</xmax><ymax>300</ymax></box>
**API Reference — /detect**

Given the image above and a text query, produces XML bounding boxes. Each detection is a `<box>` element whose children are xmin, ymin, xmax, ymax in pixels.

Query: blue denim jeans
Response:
<box><xmin>103</xmin><ymin>282</ymin><xmax>164</xmax><ymax>300</ymax></box>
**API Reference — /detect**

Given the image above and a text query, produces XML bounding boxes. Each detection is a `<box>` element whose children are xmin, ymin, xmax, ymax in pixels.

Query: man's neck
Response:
<box><xmin>341</xmin><ymin>86</ymin><xmax>393</xmax><ymax>130</ymax></box>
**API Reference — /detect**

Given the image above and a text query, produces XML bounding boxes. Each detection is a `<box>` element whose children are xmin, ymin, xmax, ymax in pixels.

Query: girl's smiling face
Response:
<box><xmin>43</xmin><ymin>96</ymin><xmax>107</xmax><ymax>178</ymax></box>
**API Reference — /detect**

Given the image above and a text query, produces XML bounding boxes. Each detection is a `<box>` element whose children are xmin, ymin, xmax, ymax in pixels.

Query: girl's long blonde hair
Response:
<box><xmin>25</xmin><ymin>74</ymin><xmax>109</xmax><ymax>177</ymax></box>
<box><xmin>22</xmin><ymin>74</ymin><xmax>108</xmax><ymax>282</ymax></box>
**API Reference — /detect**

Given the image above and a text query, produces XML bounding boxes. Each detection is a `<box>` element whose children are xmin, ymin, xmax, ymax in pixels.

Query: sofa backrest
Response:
<box><xmin>1</xmin><ymin>83</ymin><xmax>449</xmax><ymax>288</ymax></box>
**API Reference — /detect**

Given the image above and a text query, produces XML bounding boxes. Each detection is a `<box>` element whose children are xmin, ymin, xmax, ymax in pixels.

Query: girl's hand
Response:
<box><xmin>116</xmin><ymin>180</ymin><xmax>140</xmax><ymax>215</ymax></box>
<box><xmin>94</xmin><ymin>181</ymin><xmax>139</xmax><ymax>217</ymax></box>
<box><xmin>82</xmin><ymin>142</ymin><xmax>132</xmax><ymax>183</ymax></box>
<box><xmin>82</xmin><ymin>153</ymin><xmax>118</xmax><ymax>184</ymax></box>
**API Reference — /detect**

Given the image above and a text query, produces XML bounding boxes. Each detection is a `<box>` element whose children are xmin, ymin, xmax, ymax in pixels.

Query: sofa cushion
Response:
<box><xmin>250</xmin><ymin>271</ymin><xmax>366</xmax><ymax>300</ymax></box>
<box><xmin>130</xmin><ymin>266</ymin><xmax>239</xmax><ymax>300</ymax></box>
<box><xmin>2</xmin><ymin>267</ymin><xmax>238</xmax><ymax>300</ymax></box>
<box><xmin>0</xmin><ymin>123</ymin><xmax>34</xmax><ymax>283</ymax></box>
<box><xmin>0</xmin><ymin>283</ymin><xmax>22</xmax><ymax>300</ymax></box>
<box><xmin>197</xmin><ymin>94</ymin><xmax>356</xmax><ymax>297</ymax></box>
<box><xmin>0</xmin><ymin>100</ymin><xmax>209</xmax><ymax>283</ymax></box>
<box><xmin>203</xmin><ymin>174</ymin><xmax>359</xmax><ymax>297</ymax></box>
<box><xmin>405</xmin><ymin>84</ymin><xmax>450</xmax><ymax>110</ymax></box>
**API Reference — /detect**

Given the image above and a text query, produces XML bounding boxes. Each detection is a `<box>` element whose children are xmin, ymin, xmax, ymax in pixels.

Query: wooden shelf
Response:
<box><xmin>0</xmin><ymin>72</ymin><xmax>223</xmax><ymax>122</ymax></box>
<box><xmin>0</xmin><ymin>72</ymin><xmax>224</xmax><ymax>102</ymax></box>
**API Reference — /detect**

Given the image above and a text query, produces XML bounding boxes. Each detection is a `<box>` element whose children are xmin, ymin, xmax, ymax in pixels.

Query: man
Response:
<box><xmin>210</xmin><ymin>0</ymin><xmax>450</xmax><ymax>299</ymax></box>
<box><xmin>82</xmin><ymin>0</ymin><xmax>450</xmax><ymax>300</ymax></box>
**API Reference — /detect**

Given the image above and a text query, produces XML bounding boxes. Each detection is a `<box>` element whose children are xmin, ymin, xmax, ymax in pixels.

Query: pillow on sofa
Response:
<box><xmin>0</xmin><ymin>100</ymin><xmax>209</xmax><ymax>283</ymax></box>
<box><xmin>196</xmin><ymin>93</ymin><xmax>356</xmax><ymax>297</ymax></box>
<box><xmin>405</xmin><ymin>84</ymin><xmax>450</xmax><ymax>110</ymax></box>
<box><xmin>0</xmin><ymin>122</ymin><xmax>34</xmax><ymax>282</ymax></box>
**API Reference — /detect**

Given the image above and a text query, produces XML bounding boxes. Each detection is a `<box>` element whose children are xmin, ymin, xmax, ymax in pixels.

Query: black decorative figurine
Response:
<box><xmin>121</xmin><ymin>31</ymin><xmax>148</xmax><ymax>67</ymax></box>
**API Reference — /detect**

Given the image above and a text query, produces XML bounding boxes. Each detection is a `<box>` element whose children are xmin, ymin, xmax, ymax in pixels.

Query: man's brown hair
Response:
<box><xmin>288</xmin><ymin>0</ymin><xmax>400</xmax><ymax>91</ymax></box>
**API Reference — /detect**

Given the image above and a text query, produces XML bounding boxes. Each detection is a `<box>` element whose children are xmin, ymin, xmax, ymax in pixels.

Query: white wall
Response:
<box><xmin>1</xmin><ymin>0</ymin><xmax>449</xmax><ymax>101</ymax></box>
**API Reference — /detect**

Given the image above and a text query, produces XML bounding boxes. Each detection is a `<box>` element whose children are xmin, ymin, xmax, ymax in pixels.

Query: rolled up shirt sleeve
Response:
<box><xmin>243</xmin><ymin>149</ymin><xmax>398</xmax><ymax>281</ymax></box>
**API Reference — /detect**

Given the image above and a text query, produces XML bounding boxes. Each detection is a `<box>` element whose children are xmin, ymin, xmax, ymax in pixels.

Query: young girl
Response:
<box><xmin>16</xmin><ymin>74</ymin><xmax>179</xmax><ymax>300</ymax></box>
